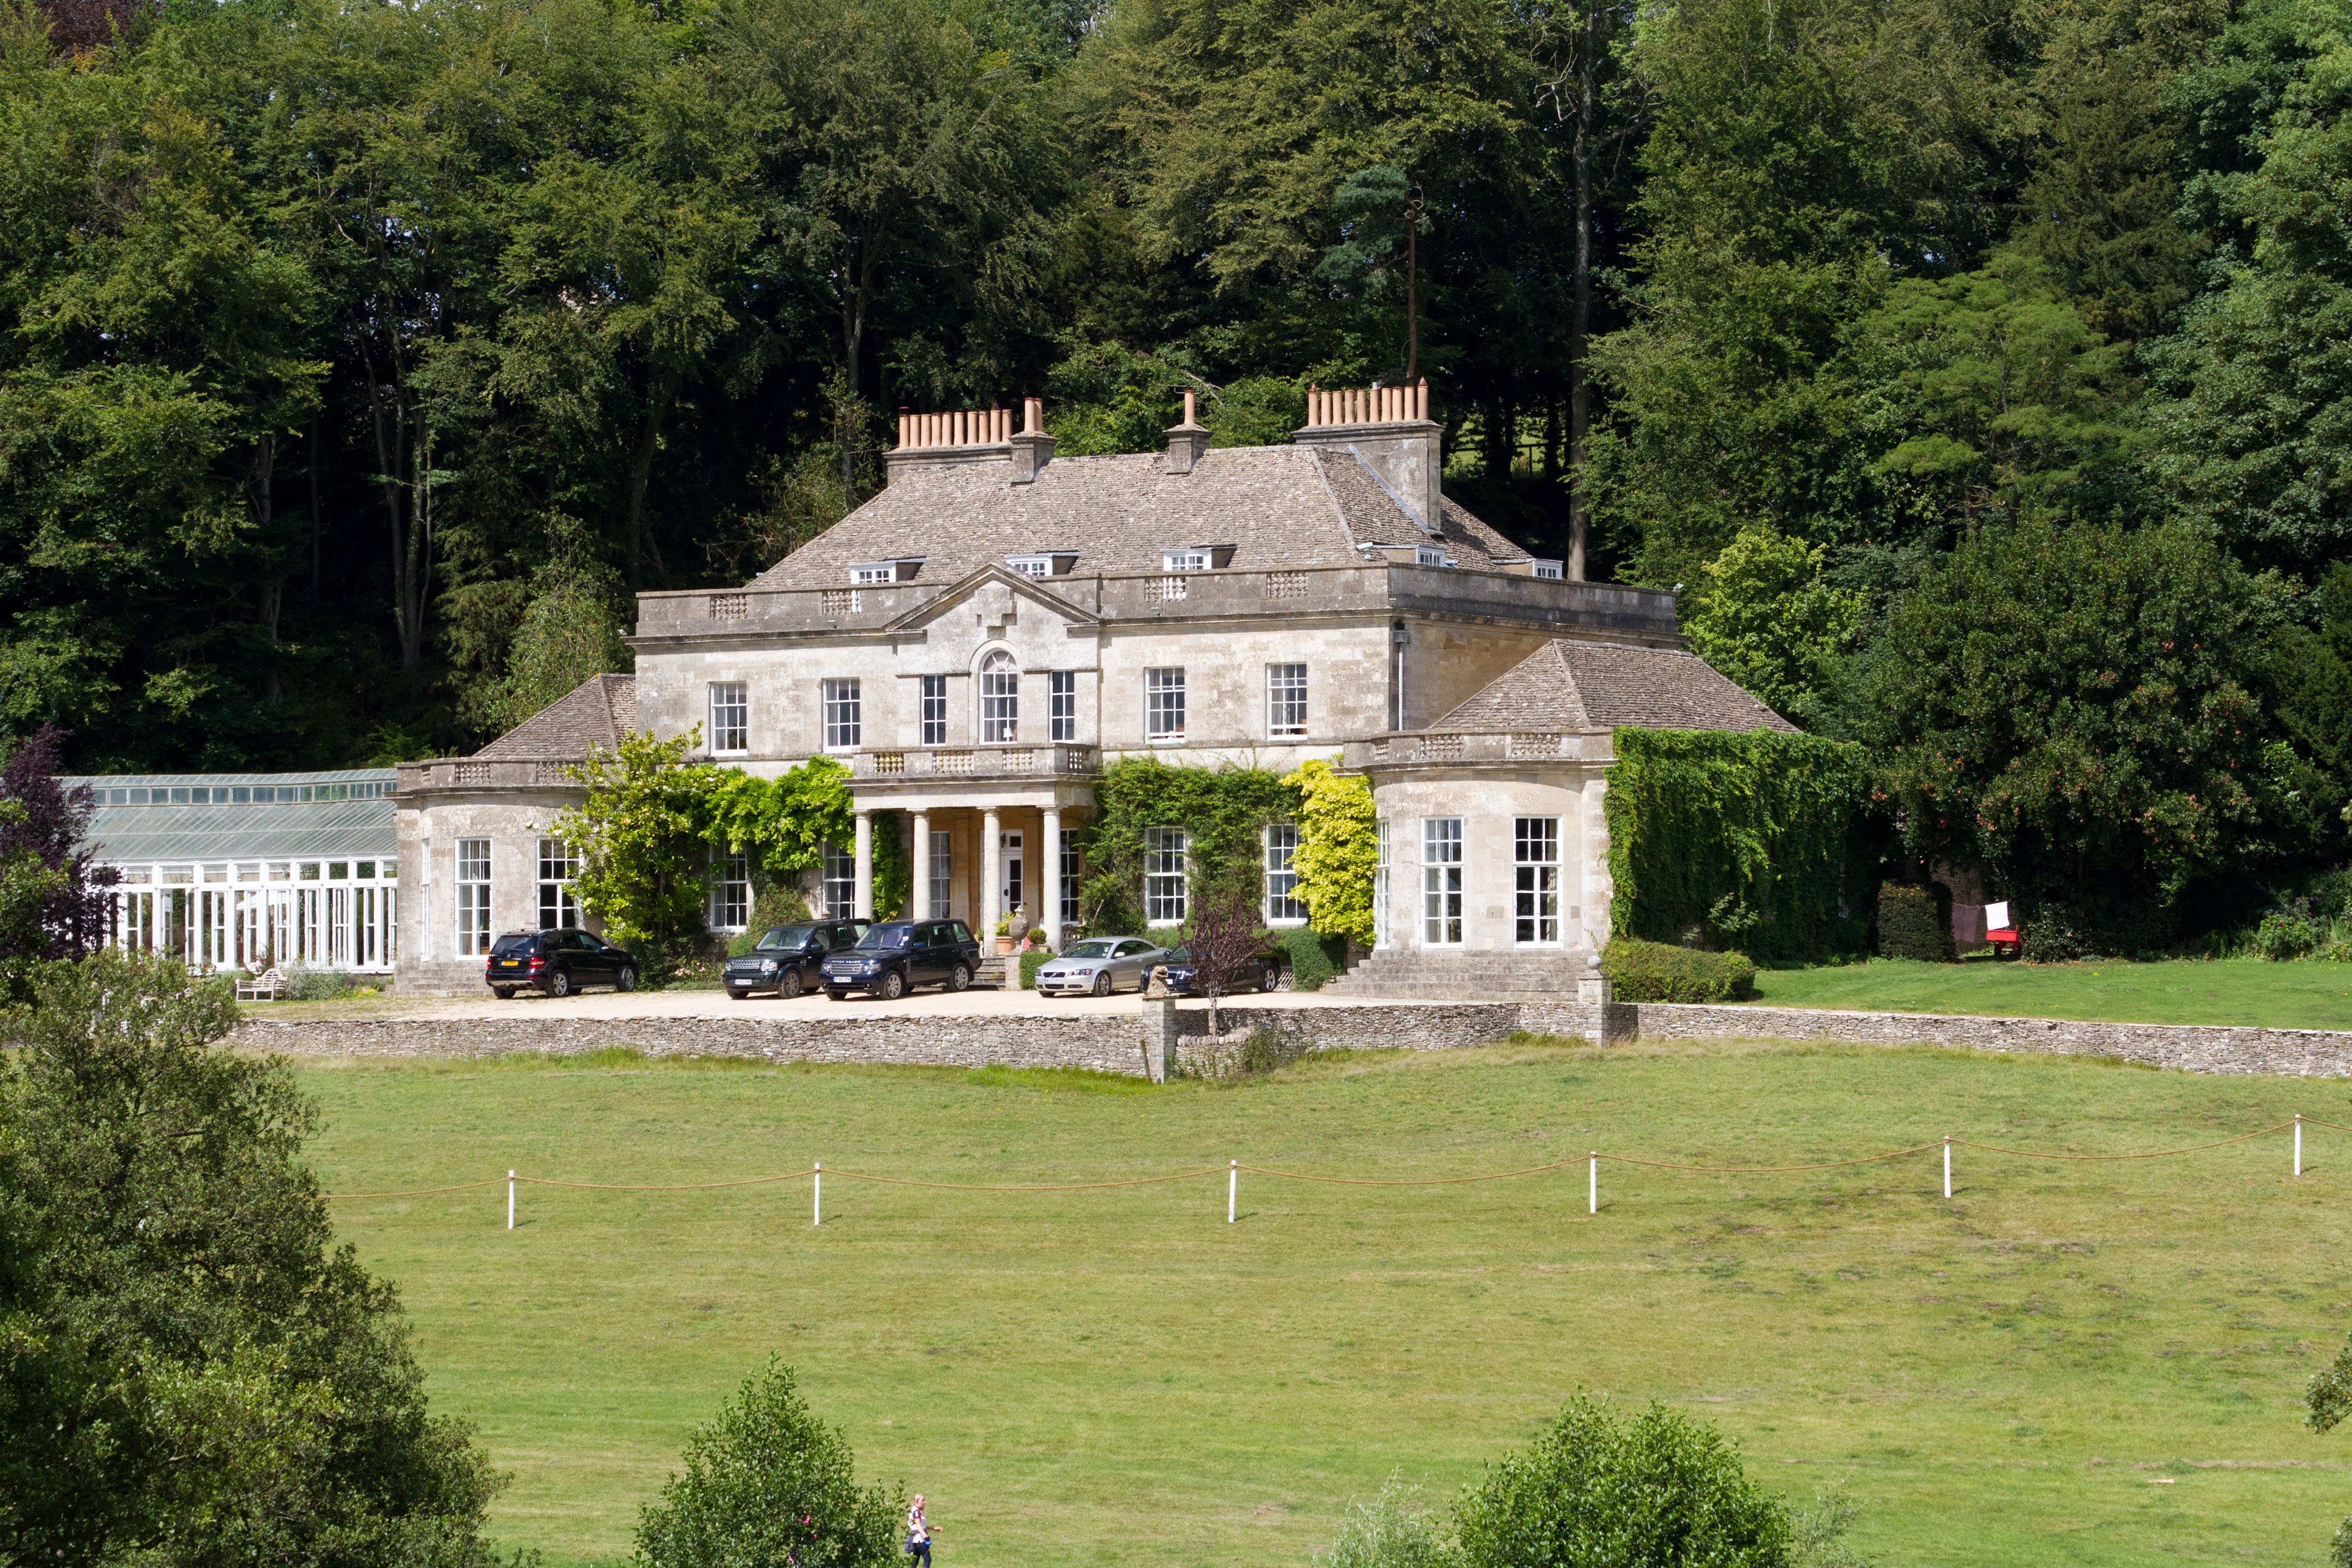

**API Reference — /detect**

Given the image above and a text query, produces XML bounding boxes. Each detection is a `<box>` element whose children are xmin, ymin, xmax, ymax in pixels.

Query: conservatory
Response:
<box><xmin>68</xmin><ymin>769</ymin><xmax>399</xmax><ymax>975</ymax></box>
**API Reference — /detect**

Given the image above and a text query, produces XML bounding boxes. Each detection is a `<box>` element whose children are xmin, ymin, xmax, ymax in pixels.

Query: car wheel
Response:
<box><xmin>727</xmin><ymin>987</ymin><xmax>751</xmax><ymax>1001</ymax></box>
<box><xmin>827</xmin><ymin>989</ymin><xmax>848</xmax><ymax>1002</ymax></box>
<box><xmin>1091</xmin><ymin>971</ymin><xmax>1113</xmax><ymax>997</ymax></box>
<box><xmin>615</xmin><ymin>965</ymin><xmax>637</xmax><ymax>993</ymax></box>
<box><xmin>1260</xmin><ymin>963</ymin><xmax>1281</xmax><ymax>992</ymax></box>
<box><xmin>780</xmin><ymin>968</ymin><xmax>805</xmax><ymax>999</ymax></box>
<box><xmin>492</xmin><ymin>987</ymin><xmax>517</xmax><ymax>1000</ymax></box>
<box><xmin>948</xmin><ymin>963</ymin><xmax>971</xmax><ymax>992</ymax></box>
<box><xmin>546</xmin><ymin>969</ymin><xmax>572</xmax><ymax>998</ymax></box>
<box><xmin>880</xmin><ymin>969</ymin><xmax>907</xmax><ymax>1001</ymax></box>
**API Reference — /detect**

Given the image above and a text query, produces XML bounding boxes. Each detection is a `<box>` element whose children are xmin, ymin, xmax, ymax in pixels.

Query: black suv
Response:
<box><xmin>722</xmin><ymin>919</ymin><xmax>869</xmax><ymax>1000</ymax></box>
<box><xmin>486</xmin><ymin>928</ymin><xmax>638</xmax><ymax>997</ymax></box>
<box><xmin>819</xmin><ymin>920</ymin><xmax>982</xmax><ymax>1000</ymax></box>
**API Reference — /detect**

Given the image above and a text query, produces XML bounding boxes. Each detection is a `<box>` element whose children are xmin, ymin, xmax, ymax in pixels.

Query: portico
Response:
<box><xmin>849</xmin><ymin>743</ymin><xmax>1096</xmax><ymax>944</ymax></box>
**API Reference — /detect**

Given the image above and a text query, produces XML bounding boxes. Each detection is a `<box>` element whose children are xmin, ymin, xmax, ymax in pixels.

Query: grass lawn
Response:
<box><xmin>303</xmin><ymin>1041</ymin><xmax>2352</xmax><ymax>1568</ymax></box>
<box><xmin>1750</xmin><ymin>956</ymin><xmax>2352</xmax><ymax>1031</ymax></box>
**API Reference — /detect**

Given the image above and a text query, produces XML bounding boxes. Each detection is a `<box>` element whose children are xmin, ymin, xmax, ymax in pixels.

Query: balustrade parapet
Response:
<box><xmin>1343</xmin><ymin>730</ymin><xmax>1610</xmax><ymax>771</ymax></box>
<box><xmin>850</xmin><ymin>744</ymin><xmax>1097</xmax><ymax>782</ymax></box>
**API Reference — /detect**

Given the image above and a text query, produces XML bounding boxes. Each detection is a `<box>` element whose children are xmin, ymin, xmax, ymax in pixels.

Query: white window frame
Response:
<box><xmin>536</xmin><ymin>838</ymin><xmax>580</xmax><ymax>930</ymax></box>
<box><xmin>979</xmin><ymin>650</ymin><xmax>1019</xmax><ymax>744</ymax></box>
<box><xmin>822</xmin><ymin>679</ymin><xmax>861</xmax><ymax>750</ymax></box>
<box><xmin>920</xmin><ymin>674</ymin><xmax>948</xmax><ymax>745</ymax></box>
<box><xmin>1373</xmin><ymin>819</ymin><xmax>1392</xmax><ymax>948</ymax></box>
<box><xmin>455</xmin><ymin>838</ymin><xmax>491</xmax><ymax>956</ymax></box>
<box><xmin>1049</xmin><ymin>670</ymin><xmax>1076</xmax><ymax>742</ymax></box>
<box><xmin>1531</xmin><ymin>559</ymin><xmax>1564</xmax><ymax>580</ymax></box>
<box><xmin>1264</xmin><ymin>823</ymin><xmax>1305</xmax><ymax>925</ymax></box>
<box><xmin>821</xmin><ymin>844</ymin><xmax>855</xmax><ymax>919</ymax></box>
<box><xmin>709</xmin><ymin>681</ymin><xmax>749</xmax><ymax>755</ymax></box>
<box><xmin>709</xmin><ymin>851</ymin><xmax>750</xmax><ymax>932</ymax></box>
<box><xmin>929</xmin><ymin>829</ymin><xmax>953</xmax><ymax>919</ymax></box>
<box><xmin>849</xmin><ymin>562</ymin><xmax>897</xmax><ymax>586</ymax></box>
<box><xmin>1162</xmin><ymin>548</ymin><xmax>1210</xmax><ymax>572</ymax></box>
<box><xmin>1422</xmin><ymin>818</ymin><xmax>1463</xmax><ymax>945</ymax></box>
<box><xmin>1514</xmin><ymin>817</ymin><xmax>1560</xmax><ymax>945</ymax></box>
<box><xmin>1144</xmin><ymin>826</ymin><xmax>1187</xmax><ymax>926</ymax></box>
<box><xmin>1060</xmin><ymin>827</ymin><xmax>1081</xmax><ymax>925</ymax></box>
<box><xmin>1006</xmin><ymin>554</ymin><xmax>1053</xmax><ymax>578</ymax></box>
<box><xmin>1267</xmin><ymin>663</ymin><xmax>1307</xmax><ymax>737</ymax></box>
<box><xmin>1145</xmin><ymin>668</ymin><xmax>1185</xmax><ymax>742</ymax></box>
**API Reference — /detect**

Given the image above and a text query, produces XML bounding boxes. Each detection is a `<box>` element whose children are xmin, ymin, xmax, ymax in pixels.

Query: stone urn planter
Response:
<box><xmin>999</xmin><ymin>906</ymin><xmax>1027</xmax><ymax>955</ymax></box>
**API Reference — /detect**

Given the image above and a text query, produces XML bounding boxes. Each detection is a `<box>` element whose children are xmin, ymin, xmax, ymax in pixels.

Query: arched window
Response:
<box><xmin>979</xmin><ymin>650</ymin><xmax>1019</xmax><ymax>742</ymax></box>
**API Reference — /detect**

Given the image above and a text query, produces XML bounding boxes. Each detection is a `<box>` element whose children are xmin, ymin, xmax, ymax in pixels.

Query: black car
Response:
<box><xmin>819</xmin><ymin>919</ymin><xmax>982</xmax><ymax>1000</ymax></box>
<box><xmin>722</xmin><ymin>919</ymin><xmax>869</xmax><ymax>1000</ymax></box>
<box><xmin>486</xmin><ymin>928</ymin><xmax>638</xmax><ymax>997</ymax></box>
<box><xmin>1159</xmin><ymin>947</ymin><xmax>1285</xmax><ymax>997</ymax></box>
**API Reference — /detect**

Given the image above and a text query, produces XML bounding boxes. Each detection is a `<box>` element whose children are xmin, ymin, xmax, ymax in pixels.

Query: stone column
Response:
<box><xmin>981</xmin><ymin>807</ymin><xmax>1001</xmax><ymax>943</ymax></box>
<box><xmin>1038</xmin><ymin>805</ymin><xmax>1062</xmax><ymax>950</ymax></box>
<box><xmin>910</xmin><ymin>810</ymin><xmax>931</xmax><ymax>920</ymax></box>
<box><xmin>853</xmin><ymin>810</ymin><xmax>874</xmax><ymax>920</ymax></box>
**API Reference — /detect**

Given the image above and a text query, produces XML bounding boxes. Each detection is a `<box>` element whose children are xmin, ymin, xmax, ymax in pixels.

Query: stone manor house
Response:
<box><xmin>390</xmin><ymin>388</ymin><xmax>1786</xmax><ymax>994</ymax></box>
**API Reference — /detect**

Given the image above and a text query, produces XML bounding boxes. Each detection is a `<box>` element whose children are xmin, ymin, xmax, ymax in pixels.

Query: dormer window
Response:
<box><xmin>1531</xmin><ymin>559</ymin><xmax>1564</xmax><ymax>580</ymax></box>
<box><xmin>1162</xmin><ymin>549</ymin><xmax>1211</xmax><ymax>573</ymax></box>
<box><xmin>1007</xmin><ymin>555</ymin><xmax>1053</xmax><ymax>579</ymax></box>
<box><xmin>1417</xmin><ymin>546</ymin><xmax>1449</xmax><ymax>567</ymax></box>
<box><xmin>848</xmin><ymin>558</ymin><xmax>924</xmax><ymax>586</ymax></box>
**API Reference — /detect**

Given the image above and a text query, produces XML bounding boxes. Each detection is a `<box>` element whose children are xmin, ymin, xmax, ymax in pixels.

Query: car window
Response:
<box><xmin>1118</xmin><ymin>940</ymin><xmax>1152</xmax><ymax>956</ymax></box>
<box><xmin>490</xmin><ymin>935</ymin><xmax>535</xmax><ymax>958</ymax></box>
<box><xmin>836</xmin><ymin>925</ymin><xmax>863</xmax><ymax>948</ymax></box>
<box><xmin>1065</xmin><ymin>940</ymin><xmax>1117</xmax><ymax>958</ymax></box>
<box><xmin>950</xmin><ymin>923</ymin><xmax>974</xmax><ymax>944</ymax></box>
<box><xmin>757</xmin><ymin>924</ymin><xmax>815</xmax><ymax>952</ymax></box>
<box><xmin>581</xmin><ymin>933</ymin><xmax>609</xmax><ymax>950</ymax></box>
<box><xmin>863</xmin><ymin>924</ymin><xmax>917</xmax><ymax>949</ymax></box>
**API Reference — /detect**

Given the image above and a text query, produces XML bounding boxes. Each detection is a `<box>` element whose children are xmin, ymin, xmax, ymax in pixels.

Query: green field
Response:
<box><xmin>1750</xmin><ymin>956</ymin><xmax>2352</xmax><ymax>1031</ymax></box>
<box><xmin>303</xmin><ymin>1041</ymin><xmax>2352</xmax><ymax>1568</ymax></box>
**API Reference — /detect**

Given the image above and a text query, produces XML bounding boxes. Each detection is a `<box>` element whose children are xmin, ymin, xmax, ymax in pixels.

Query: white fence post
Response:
<box><xmin>1942</xmin><ymin>1137</ymin><xmax>1952</xmax><ymax>1199</ymax></box>
<box><xmin>507</xmin><ymin>1170</ymin><xmax>515</xmax><ymax>1231</ymax></box>
<box><xmin>1588</xmin><ymin>1152</ymin><xmax>1597</xmax><ymax>1216</ymax></box>
<box><xmin>813</xmin><ymin>1162</ymin><xmax>822</xmax><ymax>1227</ymax></box>
<box><xmin>1228</xmin><ymin>1160</ymin><xmax>1237</xmax><ymax>1224</ymax></box>
<box><xmin>2297</xmin><ymin>1115</ymin><xmax>2304</xmax><ymax>1178</ymax></box>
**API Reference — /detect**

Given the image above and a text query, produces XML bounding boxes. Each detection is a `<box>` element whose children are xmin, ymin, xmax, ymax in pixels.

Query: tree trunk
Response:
<box><xmin>307</xmin><ymin>416</ymin><xmax>321</xmax><ymax>599</ymax></box>
<box><xmin>360</xmin><ymin>344</ymin><xmax>427</xmax><ymax>671</ymax></box>
<box><xmin>1566</xmin><ymin>0</ymin><xmax>1599</xmax><ymax>583</ymax></box>
<box><xmin>624</xmin><ymin>381</ymin><xmax>674</xmax><ymax>590</ymax></box>
<box><xmin>252</xmin><ymin>432</ymin><xmax>281</xmax><ymax>703</ymax></box>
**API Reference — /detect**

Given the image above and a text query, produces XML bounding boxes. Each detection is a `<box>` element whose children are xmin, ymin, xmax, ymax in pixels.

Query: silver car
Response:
<box><xmin>1035</xmin><ymin>936</ymin><xmax>1173</xmax><ymax>997</ymax></box>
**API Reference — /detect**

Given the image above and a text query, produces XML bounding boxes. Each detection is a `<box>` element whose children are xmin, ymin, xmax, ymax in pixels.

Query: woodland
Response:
<box><xmin>1</xmin><ymin>0</ymin><xmax>2348</xmax><ymax>933</ymax></box>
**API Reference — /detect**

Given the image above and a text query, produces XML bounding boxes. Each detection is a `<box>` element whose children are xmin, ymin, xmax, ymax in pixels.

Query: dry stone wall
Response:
<box><xmin>224</xmin><ymin>999</ymin><xmax>2352</xmax><ymax>1078</ymax></box>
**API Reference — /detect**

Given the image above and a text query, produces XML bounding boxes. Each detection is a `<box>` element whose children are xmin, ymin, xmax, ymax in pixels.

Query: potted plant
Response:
<box><xmin>994</xmin><ymin>913</ymin><xmax>1015</xmax><ymax>956</ymax></box>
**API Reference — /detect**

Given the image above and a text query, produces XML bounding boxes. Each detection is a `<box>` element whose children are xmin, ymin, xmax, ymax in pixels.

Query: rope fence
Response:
<box><xmin>322</xmin><ymin>1114</ymin><xmax>2339</xmax><ymax>1229</ymax></box>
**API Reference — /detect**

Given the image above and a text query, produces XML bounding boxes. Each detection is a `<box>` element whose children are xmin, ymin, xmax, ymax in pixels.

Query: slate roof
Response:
<box><xmin>1433</xmin><ymin>642</ymin><xmax>1798</xmax><ymax>735</ymax></box>
<box><xmin>748</xmin><ymin>445</ymin><xmax>1533</xmax><ymax>588</ymax></box>
<box><xmin>472</xmin><ymin>674</ymin><xmax>639</xmax><ymax>761</ymax></box>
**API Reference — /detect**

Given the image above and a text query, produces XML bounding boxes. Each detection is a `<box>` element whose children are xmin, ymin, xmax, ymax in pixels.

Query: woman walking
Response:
<box><xmin>905</xmin><ymin>1494</ymin><xmax>938</xmax><ymax>1567</ymax></box>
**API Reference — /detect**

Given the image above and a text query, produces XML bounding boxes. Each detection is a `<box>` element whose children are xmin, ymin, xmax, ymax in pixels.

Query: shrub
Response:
<box><xmin>728</xmin><ymin>883</ymin><xmax>813</xmax><ymax>956</ymax></box>
<box><xmin>284</xmin><ymin>965</ymin><xmax>354</xmax><ymax>1001</ymax></box>
<box><xmin>1601</xmin><ymin>938</ymin><xmax>1757</xmax><ymax>1002</ymax></box>
<box><xmin>1454</xmin><ymin>1394</ymin><xmax>1793</xmax><ymax>1568</ymax></box>
<box><xmin>2255</xmin><ymin>901</ymin><xmax>2326</xmax><ymax>961</ymax></box>
<box><xmin>1018</xmin><ymin>949</ymin><xmax>1050</xmax><ymax>990</ymax></box>
<box><xmin>1876</xmin><ymin>882</ymin><xmax>1953</xmax><ymax>962</ymax></box>
<box><xmin>1316</xmin><ymin>1477</ymin><xmax>1448</xmax><ymax>1568</ymax></box>
<box><xmin>1278</xmin><ymin>927</ymin><xmax>1348</xmax><ymax>991</ymax></box>
<box><xmin>634</xmin><ymin>1359</ymin><xmax>901</xmax><ymax>1568</ymax></box>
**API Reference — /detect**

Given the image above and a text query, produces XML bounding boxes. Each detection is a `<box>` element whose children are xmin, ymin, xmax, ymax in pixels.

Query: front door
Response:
<box><xmin>1000</xmin><ymin>831</ymin><xmax>1024</xmax><ymax>919</ymax></box>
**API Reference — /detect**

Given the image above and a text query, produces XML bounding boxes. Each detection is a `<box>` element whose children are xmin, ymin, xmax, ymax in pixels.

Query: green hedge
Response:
<box><xmin>1080</xmin><ymin>758</ymin><xmax>1301</xmax><ymax>935</ymax></box>
<box><xmin>1601</xmin><ymin>938</ymin><xmax>1759</xmax><ymax>1002</ymax></box>
<box><xmin>1275</xmin><ymin>928</ymin><xmax>1349</xmax><ymax>991</ymax></box>
<box><xmin>1017</xmin><ymin>949</ymin><xmax>1051</xmax><ymax>990</ymax></box>
<box><xmin>1604</xmin><ymin>727</ymin><xmax>1881</xmax><ymax>964</ymax></box>
<box><xmin>1876</xmin><ymin>882</ymin><xmax>1953</xmax><ymax>962</ymax></box>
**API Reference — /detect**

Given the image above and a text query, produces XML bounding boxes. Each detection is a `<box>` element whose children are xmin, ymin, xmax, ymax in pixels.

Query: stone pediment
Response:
<box><xmin>882</xmin><ymin>562</ymin><xmax>1101</xmax><ymax>635</ymax></box>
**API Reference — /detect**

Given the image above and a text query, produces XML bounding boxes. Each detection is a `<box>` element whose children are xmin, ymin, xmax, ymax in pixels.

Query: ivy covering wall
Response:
<box><xmin>1603</xmin><ymin>729</ymin><xmax>1882</xmax><ymax>963</ymax></box>
<box><xmin>1282</xmin><ymin>757</ymin><xmax>1377</xmax><ymax>946</ymax></box>
<box><xmin>1078</xmin><ymin>757</ymin><xmax>1301</xmax><ymax>935</ymax></box>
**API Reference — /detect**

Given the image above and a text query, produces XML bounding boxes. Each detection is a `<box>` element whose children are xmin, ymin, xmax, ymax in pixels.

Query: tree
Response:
<box><xmin>633</xmin><ymin>1359</ymin><xmax>901</xmax><ymax>1568</ymax></box>
<box><xmin>2253</xmin><ymin>563</ymin><xmax>2352</xmax><ymax>862</ymax></box>
<box><xmin>1453</xmin><ymin>1393</ymin><xmax>1795</xmax><ymax>1568</ymax></box>
<box><xmin>1282</xmin><ymin>757</ymin><xmax>1378</xmax><ymax>947</ymax></box>
<box><xmin>473</xmin><ymin>540</ymin><xmax>633</xmax><ymax>739</ymax></box>
<box><xmin>1857</xmin><ymin>517</ymin><xmax>2275</xmax><ymax>939</ymax></box>
<box><xmin>706</xmin><ymin>757</ymin><xmax>856</xmax><ymax>887</ymax></box>
<box><xmin>0</xmin><ymin>950</ymin><xmax>506</xmax><ymax>1568</ymax></box>
<box><xmin>1184</xmin><ymin>884</ymin><xmax>1263</xmax><ymax>1040</ymax></box>
<box><xmin>555</xmin><ymin>730</ymin><xmax>730</xmax><ymax>950</ymax></box>
<box><xmin>0</xmin><ymin>725</ymin><xmax>116</xmax><ymax>975</ymax></box>
<box><xmin>2308</xmin><ymin>1328</ymin><xmax>2352</xmax><ymax>1565</ymax></box>
<box><xmin>1683</xmin><ymin>526</ymin><xmax>1865</xmax><ymax>723</ymax></box>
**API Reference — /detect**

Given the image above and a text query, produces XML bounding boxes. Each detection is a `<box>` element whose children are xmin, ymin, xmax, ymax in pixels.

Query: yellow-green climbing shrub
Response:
<box><xmin>1282</xmin><ymin>757</ymin><xmax>1377</xmax><ymax>948</ymax></box>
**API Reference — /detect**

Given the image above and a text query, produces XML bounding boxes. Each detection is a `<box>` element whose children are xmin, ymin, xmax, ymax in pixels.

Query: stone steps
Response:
<box><xmin>1326</xmin><ymin>949</ymin><xmax>1594</xmax><ymax>1000</ymax></box>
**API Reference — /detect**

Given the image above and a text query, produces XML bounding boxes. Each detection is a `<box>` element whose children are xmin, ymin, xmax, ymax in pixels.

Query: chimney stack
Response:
<box><xmin>1165</xmin><ymin>387</ymin><xmax>1211</xmax><ymax>475</ymax></box>
<box><xmin>1011</xmin><ymin>396</ymin><xmax>1055</xmax><ymax>484</ymax></box>
<box><xmin>1294</xmin><ymin>378</ymin><xmax>1442</xmax><ymax>534</ymax></box>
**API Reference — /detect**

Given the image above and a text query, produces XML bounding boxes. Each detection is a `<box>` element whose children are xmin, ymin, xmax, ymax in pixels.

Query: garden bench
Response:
<box><xmin>236</xmin><ymin>966</ymin><xmax>288</xmax><ymax>1001</ymax></box>
<box><xmin>1983</xmin><ymin>901</ymin><xmax>2021</xmax><ymax>959</ymax></box>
